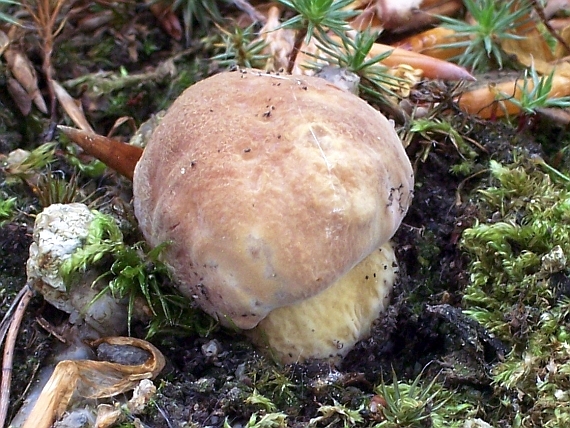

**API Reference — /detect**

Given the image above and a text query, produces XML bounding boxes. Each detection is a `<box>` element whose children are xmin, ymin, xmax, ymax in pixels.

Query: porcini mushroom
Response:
<box><xmin>132</xmin><ymin>69</ymin><xmax>414</xmax><ymax>362</ymax></box>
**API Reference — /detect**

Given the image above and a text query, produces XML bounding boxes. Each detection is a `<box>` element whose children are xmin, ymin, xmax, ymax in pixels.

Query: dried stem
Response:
<box><xmin>286</xmin><ymin>27</ymin><xmax>307</xmax><ymax>74</ymax></box>
<box><xmin>530</xmin><ymin>0</ymin><xmax>570</xmax><ymax>55</ymax></box>
<box><xmin>0</xmin><ymin>285</ymin><xmax>34</xmax><ymax>428</ymax></box>
<box><xmin>22</xmin><ymin>0</ymin><xmax>68</xmax><ymax>119</ymax></box>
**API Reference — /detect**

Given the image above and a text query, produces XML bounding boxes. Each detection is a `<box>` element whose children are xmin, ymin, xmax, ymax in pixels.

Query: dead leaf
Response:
<box><xmin>22</xmin><ymin>337</ymin><xmax>165</xmax><ymax>428</ymax></box>
<box><xmin>148</xmin><ymin>1</ymin><xmax>182</xmax><ymax>41</ymax></box>
<box><xmin>3</xmin><ymin>47</ymin><xmax>48</xmax><ymax>114</ymax></box>
<box><xmin>53</xmin><ymin>80</ymin><xmax>95</xmax><ymax>133</ymax></box>
<box><xmin>396</xmin><ymin>27</ymin><xmax>466</xmax><ymax>60</ymax></box>
<box><xmin>457</xmin><ymin>74</ymin><xmax>570</xmax><ymax>118</ymax></box>
<box><xmin>260</xmin><ymin>6</ymin><xmax>295</xmax><ymax>71</ymax></box>
<box><xmin>350</xmin><ymin>0</ymin><xmax>463</xmax><ymax>33</ymax></box>
<box><xmin>555</xmin><ymin>25</ymin><xmax>570</xmax><ymax>58</ymax></box>
<box><xmin>95</xmin><ymin>379</ymin><xmax>157</xmax><ymax>428</ymax></box>
<box><xmin>6</xmin><ymin>77</ymin><xmax>32</xmax><ymax>116</ymax></box>
<box><xmin>76</xmin><ymin>9</ymin><xmax>114</xmax><ymax>32</ymax></box>
<box><xmin>544</xmin><ymin>0</ymin><xmax>570</xmax><ymax>18</ymax></box>
<box><xmin>58</xmin><ymin>126</ymin><xmax>143</xmax><ymax>180</ymax></box>
<box><xmin>0</xmin><ymin>30</ymin><xmax>9</xmax><ymax>57</ymax></box>
<box><xmin>501</xmin><ymin>29</ymin><xmax>570</xmax><ymax>79</ymax></box>
<box><xmin>107</xmin><ymin>116</ymin><xmax>137</xmax><ymax>137</ymax></box>
<box><xmin>501</xmin><ymin>28</ymin><xmax>555</xmax><ymax>65</ymax></box>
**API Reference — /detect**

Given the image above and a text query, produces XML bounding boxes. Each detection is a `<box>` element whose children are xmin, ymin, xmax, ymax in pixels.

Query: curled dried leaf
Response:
<box><xmin>148</xmin><ymin>1</ymin><xmax>182</xmax><ymax>41</ymax></box>
<box><xmin>22</xmin><ymin>337</ymin><xmax>165</xmax><ymax>428</ymax></box>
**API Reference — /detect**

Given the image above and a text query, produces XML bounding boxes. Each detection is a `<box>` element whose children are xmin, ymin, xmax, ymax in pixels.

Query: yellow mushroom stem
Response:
<box><xmin>249</xmin><ymin>243</ymin><xmax>397</xmax><ymax>364</ymax></box>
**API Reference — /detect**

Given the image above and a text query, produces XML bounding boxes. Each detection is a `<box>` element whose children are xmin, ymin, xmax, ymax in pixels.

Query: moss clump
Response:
<box><xmin>462</xmin><ymin>157</ymin><xmax>570</xmax><ymax>426</ymax></box>
<box><xmin>61</xmin><ymin>210</ymin><xmax>216</xmax><ymax>338</ymax></box>
<box><xmin>373</xmin><ymin>368</ymin><xmax>476</xmax><ymax>428</ymax></box>
<box><xmin>0</xmin><ymin>196</ymin><xmax>16</xmax><ymax>225</ymax></box>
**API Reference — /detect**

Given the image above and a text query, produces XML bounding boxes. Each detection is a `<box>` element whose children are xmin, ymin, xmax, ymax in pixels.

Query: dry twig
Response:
<box><xmin>0</xmin><ymin>284</ymin><xmax>35</xmax><ymax>428</ymax></box>
<box><xmin>21</xmin><ymin>0</ymin><xmax>68</xmax><ymax>119</ymax></box>
<box><xmin>530</xmin><ymin>0</ymin><xmax>570</xmax><ymax>55</ymax></box>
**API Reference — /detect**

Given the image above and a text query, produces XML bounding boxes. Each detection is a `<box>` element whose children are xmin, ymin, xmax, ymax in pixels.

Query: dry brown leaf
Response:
<box><xmin>148</xmin><ymin>1</ymin><xmax>182</xmax><ymax>41</ymax></box>
<box><xmin>22</xmin><ymin>337</ymin><xmax>165</xmax><ymax>428</ymax></box>
<box><xmin>6</xmin><ymin>77</ymin><xmax>32</xmax><ymax>116</ymax></box>
<box><xmin>58</xmin><ymin>126</ymin><xmax>143</xmax><ymax>180</ymax></box>
<box><xmin>549</xmin><ymin>17</ymin><xmax>570</xmax><ymax>31</ymax></box>
<box><xmin>457</xmin><ymin>74</ymin><xmax>570</xmax><ymax>118</ymax></box>
<box><xmin>3</xmin><ymin>47</ymin><xmax>48</xmax><ymax>114</ymax></box>
<box><xmin>501</xmin><ymin>28</ymin><xmax>555</xmax><ymax>65</ymax></box>
<box><xmin>75</xmin><ymin>10</ymin><xmax>114</xmax><ymax>32</ymax></box>
<box><xmin>396</xmin><ymin>27</ymin><xmax>465</xmax><ymax>60</ymax></box>
<box><xmin>53</xmin><ymin>80</ymin><xmax>95</xmax><ymax>133</ymax></box>
<box><xmin>0</xmin><ymin>30</ymin><xmax>9</xmax><ymax>57</ymax></box>
<box><xmin>260</xmin><ymin>6</ymin><xmax>295</xmax><ymax>71</ymax></box>
<box><xmin>555</xmin><ymin>25</ymin><xmax>570</xmax><ymax>58</ymax></box>
<box><xmin>501</xmin><ymin>28</ymin><xmax>570</xmax><ymax>79</ymax></box>
<box><xmin>544</xmin><ymin>0</ymin><xmax>570</xmax><ymax>19</ymax></box>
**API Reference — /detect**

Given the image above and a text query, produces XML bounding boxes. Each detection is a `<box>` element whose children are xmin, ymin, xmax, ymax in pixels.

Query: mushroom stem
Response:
<box><xmin>248</xmin><ymin>243</ymin><xmax>397</xmax><ymax>364</ymax></box>
<box><xmin>58</xmin><ymin>126</ymin><xmax>142</xmax><ymax>180</ymax></box>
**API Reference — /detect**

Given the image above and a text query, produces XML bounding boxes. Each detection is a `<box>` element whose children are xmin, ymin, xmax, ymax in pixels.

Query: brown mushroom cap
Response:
<box><xmin>133</xmin><ymin>69</ymin><xmax>413</xmax><ymax>330</ymax></box>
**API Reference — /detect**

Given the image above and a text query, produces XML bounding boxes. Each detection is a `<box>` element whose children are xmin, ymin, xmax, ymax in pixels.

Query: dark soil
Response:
<box><xmin>1</xmin><ymin>3</ymin><xmax>568</xmax><ymax>427</ymax></box>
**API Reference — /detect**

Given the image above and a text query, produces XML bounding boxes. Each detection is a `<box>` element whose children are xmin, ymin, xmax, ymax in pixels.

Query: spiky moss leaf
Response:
<box><xmin>374</xmin><ymin>368</ymin><xmax>475</xmax><ymax>428</ymax></box>
<box><xmin>0</xmin><ymin>196</ymin><xmax>16</xmax><ymax>225</ymax></box>
<box><xmin>437</xmin><ymin>0</ymin><xmax>531</xmax><ymax>71</ymax></box>
<box><xmin>60</xmin><ymin>209</ymin><xmax>215</xmax><ymax>338</ymax></box>
<box><xmin>462</xmin><ymin>159</ymin><xmax>570</xmax><ymax>336</ymax></box>
<box><xmin>461</xmin><ymin>158</ymin><xmax>570</xmax><ymax>425</ymax></box>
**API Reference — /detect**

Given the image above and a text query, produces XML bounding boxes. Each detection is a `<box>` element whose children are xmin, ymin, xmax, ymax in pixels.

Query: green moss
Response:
<box><xmin>0</xmin><ymin>196</ymin><xmax>16</xmax><ymax>225</ymax></box>
<box><xmin>462</xmin><ymin>159</ymin><xmax>570</xmax><ymax>338</ymax></box>
<box><xmin>252</xmin><ymin>367</ymin><xmax>301</xmax><ymax>411</ymax></box>
<box><xmin>461</xmin><ymin>157</ymin><xmax>570</xmax><ymax>426</ymax></box>
<box><xmin>61</xmin><ymin>209</ymin><xmax>215</xmax><ymax>338</ymax></box>
<box><xmin>373</xmin><ymin>369</ymin><xmax>476</xmax><ymax>428</ymax></box>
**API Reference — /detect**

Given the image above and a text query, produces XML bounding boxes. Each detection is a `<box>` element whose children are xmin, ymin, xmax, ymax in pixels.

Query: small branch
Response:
<box><xmin>22</xmin><ymin>0</ymin><xmax>67</xmax><ymax>121</ymax></box>
<box><xmin>286</xmin><ymin>27</ymin><xmax>307</xmax><ymax>74</ymax></box>
<box><xmin>531</xmin><ymin>0</ymin><xmax>570</xmax><ymax>55</ymax></box>
<box><xmin>0</xmin><ymin>284</ymin><xmax>34</xmax><ymax>428</ymax></box>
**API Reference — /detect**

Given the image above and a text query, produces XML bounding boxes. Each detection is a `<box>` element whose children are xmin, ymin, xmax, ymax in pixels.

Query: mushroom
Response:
<box><xmin>132</xmin><ymin>69</ymin><xmax>414</xmax><ymax>362</ymax></box>
<box><xmin>250</xmin><ymin>244</ymin><xmax>397</xmax><ymax>363</ymax></box>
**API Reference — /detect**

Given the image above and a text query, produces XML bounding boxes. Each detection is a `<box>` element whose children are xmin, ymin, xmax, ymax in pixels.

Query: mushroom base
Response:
<box><xmin>248</xmin><ymin>243</ymin><xmax>397</xmax><ymax>364</ymax></box>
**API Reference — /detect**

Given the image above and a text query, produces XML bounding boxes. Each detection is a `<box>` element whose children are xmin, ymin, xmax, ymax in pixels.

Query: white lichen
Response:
<box><xmin>27</xmin><ymin>203</ymin><xmax>95</xmax><ymax>292</ymax></box>
<box><xmin>27</xmin><ymin>203</ymin><xmax>127</xmax><ymax>335</ymax></box>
